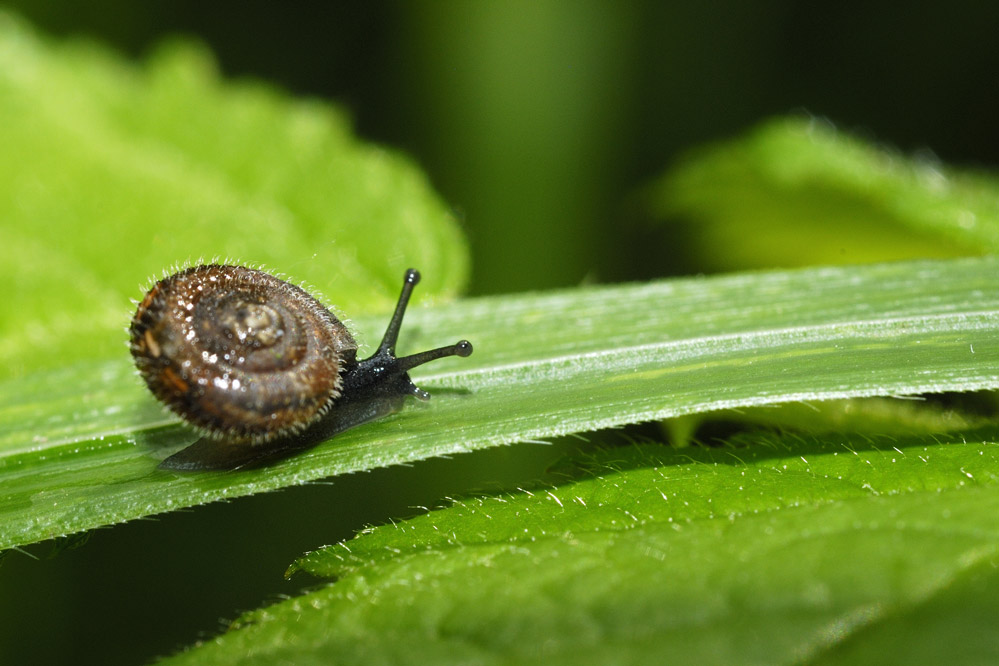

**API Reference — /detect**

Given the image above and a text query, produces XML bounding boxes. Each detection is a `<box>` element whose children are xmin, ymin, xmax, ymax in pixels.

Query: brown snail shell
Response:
<box><xmin>130</xmin><ymin>265</ymin><xmax>472</xmax><ymax>470</ymax></box>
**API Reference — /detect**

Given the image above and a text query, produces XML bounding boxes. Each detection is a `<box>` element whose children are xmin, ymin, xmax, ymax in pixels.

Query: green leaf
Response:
<box><xmin>161</xmin><ymin>434</ymin><xmax>999</xmax><ymax>664</ymax></box>
<box><xmin>2</xmin><ymin>256</ymin><xmax>998</xmax><ymax>551</ymax></box>
<box><xmin>0</xmin><ymin>11</ymin><xmax>468</xmax><ymax>380</ymax></box>
<box><xmin>652</xmin><ymin>117</ymin><xmax>999</xmax><ymax>270</ymax></box>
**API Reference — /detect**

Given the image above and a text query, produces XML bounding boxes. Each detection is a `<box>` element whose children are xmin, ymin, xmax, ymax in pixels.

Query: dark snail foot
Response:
<box><xmin>159</xmin><ymin>433</ymin><xmax>320</xmax><ymax>471</ymax></box>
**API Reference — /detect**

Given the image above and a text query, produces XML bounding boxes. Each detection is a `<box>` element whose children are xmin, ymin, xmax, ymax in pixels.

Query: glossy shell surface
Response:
<box><xmin>129</xmin><ymin>265</ymin><xmax>356</xmax><ymax>443</ymax></box>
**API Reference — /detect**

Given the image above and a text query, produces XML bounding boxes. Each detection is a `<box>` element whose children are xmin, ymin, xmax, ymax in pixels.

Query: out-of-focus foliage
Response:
<box><xmin>0</xmin><ymin>11</ymin><xmax>468</xmax><ymax>380</ymax></box>
<box><xmin>652</xmin><ymin>117</ymin><xmax>999</xmax><ymax>270</ymax></box>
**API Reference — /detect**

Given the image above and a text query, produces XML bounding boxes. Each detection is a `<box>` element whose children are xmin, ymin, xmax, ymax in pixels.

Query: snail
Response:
<box><xmin>129</xmin><ymin>265</ymin><xmax>472</xmax><ymax>470</ymax></box>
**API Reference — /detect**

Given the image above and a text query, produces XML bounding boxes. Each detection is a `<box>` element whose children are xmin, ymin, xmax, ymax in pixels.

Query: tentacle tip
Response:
<box><xmin>412</xmin><ymin>387</ymin><xmax>431</xmax><ymax>401</ymax></box>
<box><xmin>454</xmin><ymin>340</ymin><xmax>473</xmax><ymax>357</ymax></box>
<box><xmin>404</xmin><ymin>268</ymin><xmax>421</xmax><ymax>285</ymax></box>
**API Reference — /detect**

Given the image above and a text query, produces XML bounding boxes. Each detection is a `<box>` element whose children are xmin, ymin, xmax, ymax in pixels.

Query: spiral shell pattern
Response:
<box><xmin>129</xmin><ymin>265</ymin><xmax>356</xmax><ymax>443</ymax></box>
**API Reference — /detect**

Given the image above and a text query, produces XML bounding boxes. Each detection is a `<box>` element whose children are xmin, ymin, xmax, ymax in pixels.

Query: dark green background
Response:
<box><xmin>2</xmin><ymin>2</ymin><xmax>998</xmax><ymax>664</ymax></box>
<box><xmin>8</xmin><ymin>1</ymin><xmax>998</xmax><ymax>294</ymax></box>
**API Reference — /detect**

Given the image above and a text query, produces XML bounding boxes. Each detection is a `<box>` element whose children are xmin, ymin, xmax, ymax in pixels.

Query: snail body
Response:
<box><xmin>130</xmin><ymin>265</ymin><xmax>472</xmax><ymax>470</ymax></box>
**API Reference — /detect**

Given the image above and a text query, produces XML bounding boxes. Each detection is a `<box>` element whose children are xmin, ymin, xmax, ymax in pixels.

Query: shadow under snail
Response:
<box><xmin>129</xmin><ymin>265</ymin><xmax>472</xmax><ymax>470</ymax></box>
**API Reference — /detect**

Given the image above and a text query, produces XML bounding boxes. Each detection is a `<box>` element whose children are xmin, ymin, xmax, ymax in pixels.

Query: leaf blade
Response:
<box><xmin>1</xmin><ymin>257</ymin><xmax>998</xmax><ymax>550</ymax></box>
<box><xmin>166</xmin><ymin>434</ymin><xmax>999</xmax><ymax>665</ymax></box>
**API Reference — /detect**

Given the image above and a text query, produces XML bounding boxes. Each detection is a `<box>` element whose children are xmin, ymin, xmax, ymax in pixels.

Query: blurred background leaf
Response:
<box><xmin>650</xmin><ymin>117</ymin><xmax>999</xmax><ymax>271</ymax></box>
<box><xmin>6</xmin><ymin>2</ymin><xmax>999</xmax><ymax>294</ymax></box>
<box><xmin>0</xmin><ymin>11</ymin><xmax>468</xmax><ymax>380</ymax></box>
<box><xmin>222</xmin><ymin>437</ymin><xmax>999</xmax><ymax>666</ymax></box>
